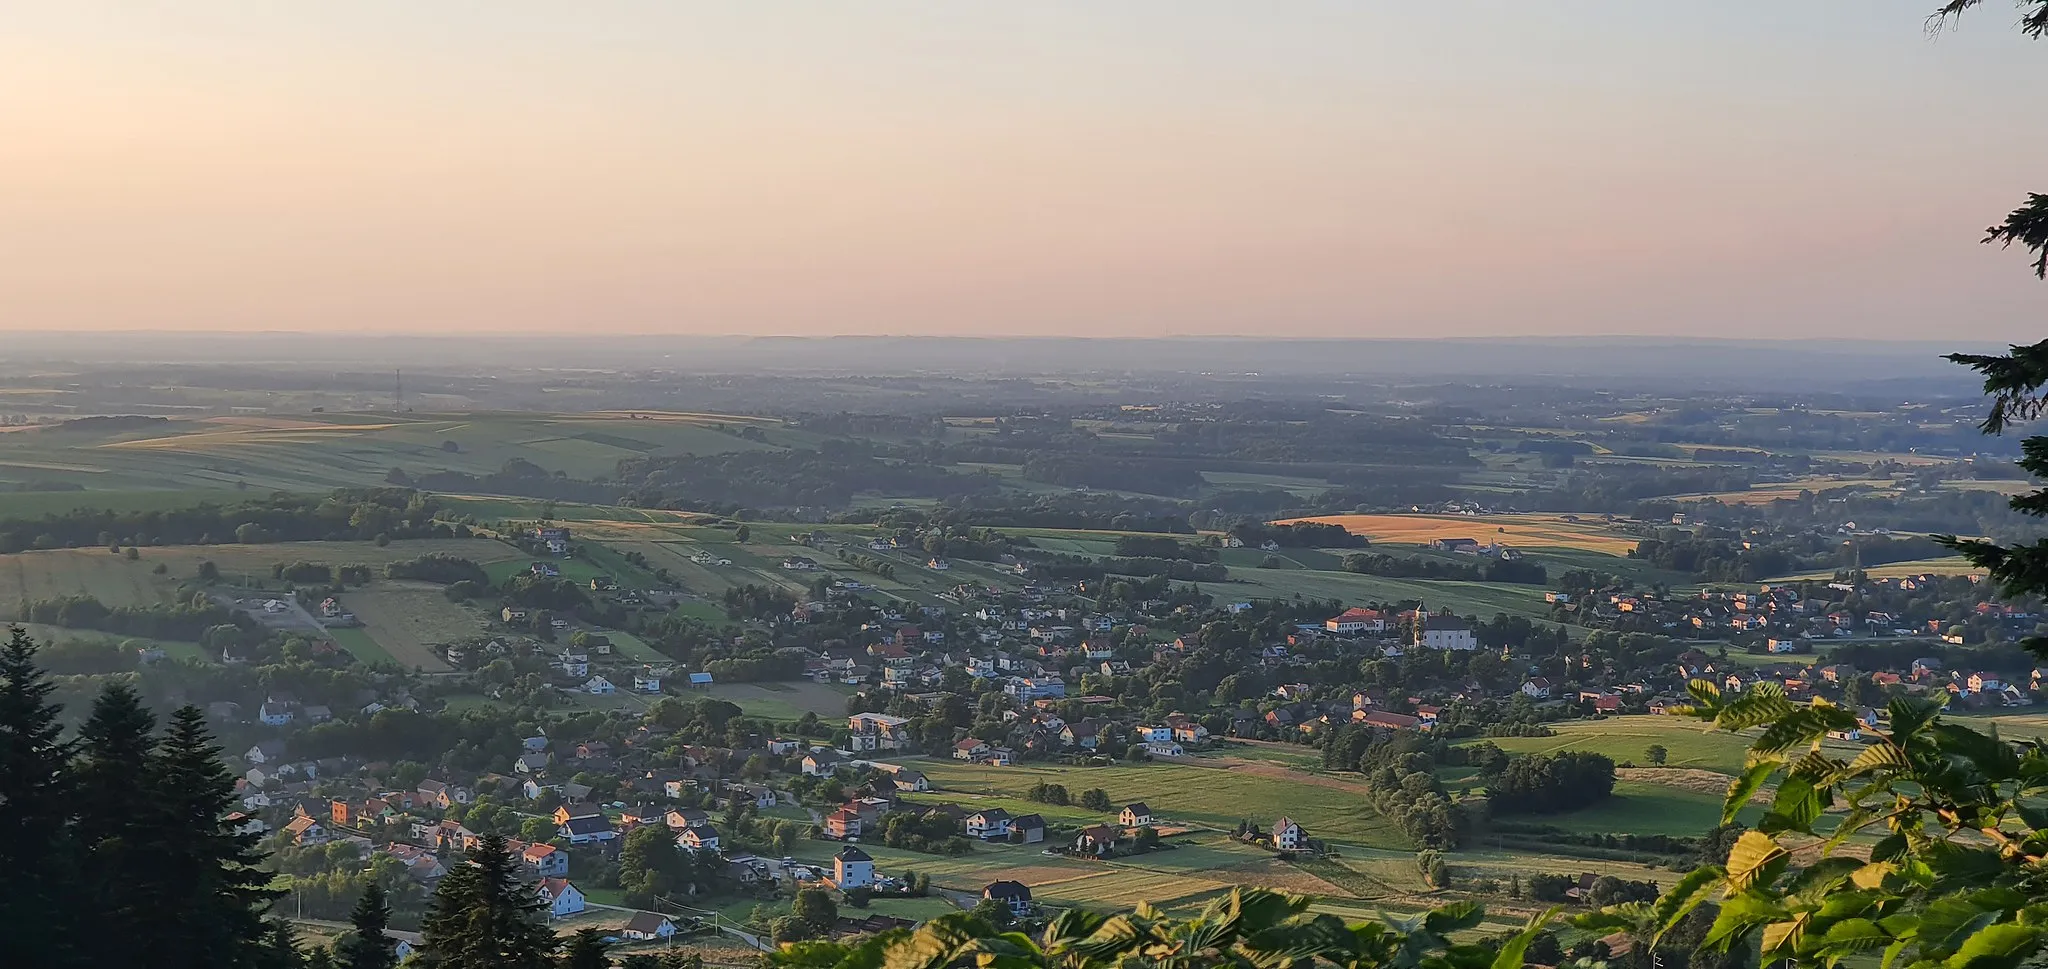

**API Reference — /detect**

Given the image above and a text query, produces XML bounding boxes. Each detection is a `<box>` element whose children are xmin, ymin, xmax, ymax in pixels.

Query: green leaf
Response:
<box><xmin>1946</xmin><ymin>922</ymin><xmax>2041</xmax><ymax>969</ymax></box>
<box><xmin>1651</xmin><ymin>866</ymin><xmax>1723</xmax><ymax>944</ymax></box>
<box><xmin>1761</xmin><ymin>774</ymin><xmax>1827</xmax><ymax>834</ymax></box>
<box><xmin>1718</xmin><ymin>682</ymin><xmax>1795</xmax><ymax>731</ymax></box>
<box><xmin>1824</xmin><ymin>918</ymin><xmax>1892</xmax><ymax>953</ymax></box>
<box><xmin>1490</xmin><ymin>909</ymin><xmax>1558</xmax><ymax>969</ymax></box>
<box><xmin>1726</xmin><ymin>831</ymin><xmax>1791</xmax><ymax>892</ymax></box>
<box><xmin>1848</xmin><ymin>742</ymin><xmax>1912</xmax><ymax>775</ymax></box>
<box><xmin>1724</xmin><ymin>762</ymin><xmax>1776</xmax><ymax>824</ymax></box>
<box><xmin>1703</xmin><ymin>895</ymin><xmax>1788</xmax><ymax>952</ymax></box>
<box><xmin>1761</xmin><ymin>911</ymin><xmax>1813</xmax><ymax>956</ymax></box>
<box><xmin>1918</xmin><ymin>899</ymin><xmax>2002</xmax><ymax>959</ymax></box>
<box><xmin>1421</xmin><ymin>901</ymin><xmax>1483</xmax><ymax>936</ymax></box>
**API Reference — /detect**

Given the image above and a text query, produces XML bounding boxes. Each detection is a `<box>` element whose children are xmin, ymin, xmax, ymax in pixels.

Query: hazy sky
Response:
<box><xmin>4</xmin><ymin>2</ymin><xmax>2044</xmax><ymax>339</ymax></box>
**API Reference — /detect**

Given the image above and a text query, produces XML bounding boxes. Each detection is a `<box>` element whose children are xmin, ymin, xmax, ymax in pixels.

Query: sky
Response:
<box><xmin>3</xmin><ymin>1</ymin><xmax>2044</xmax><ymax>340</ymax></box>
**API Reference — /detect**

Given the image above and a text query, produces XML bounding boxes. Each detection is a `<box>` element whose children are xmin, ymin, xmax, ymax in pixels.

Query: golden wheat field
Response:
<box><xmin>1274</xmin><ymin>513</ymin><xmax>1640</xmax><ymax>555</ymax></box>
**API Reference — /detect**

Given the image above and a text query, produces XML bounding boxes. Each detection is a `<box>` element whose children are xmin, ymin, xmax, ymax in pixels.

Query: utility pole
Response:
<box><xmin>394</xmin><ymin>369</ymin><xmax>404</xmax><ymax>412</ymax></box>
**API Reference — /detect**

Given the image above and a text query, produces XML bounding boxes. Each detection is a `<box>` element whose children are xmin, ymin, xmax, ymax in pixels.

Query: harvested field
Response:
<box><xmin>1274</xmin><ymin>513</ymin><xmax>1639</xmax><ymax>555</ymax></box>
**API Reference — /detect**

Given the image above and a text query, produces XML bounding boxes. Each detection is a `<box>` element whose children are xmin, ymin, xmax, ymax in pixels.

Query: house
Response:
<box><xmin>554</xmin><ymin>803</ymin><xmax>604</xmax><ymax>826</ymax></box>
<box><xmin>848</xmin><ymin>712</ymin><xmax>914</xmax><ymax>751</ymax></box>
<box><xmin>557</xmin><ymin>815</ymin><xmax>618</xmax><ymax>845</ymax></box>
<box><xmin>1416</xmin><ymin>613</ymin><xmax>1478</xmax><ymax>651</ymax></box>
<box><xmin>1520</xmin><ymin>677</ymin><xmax>1552</xmax><ymax>699</ymax></box>
<box><xmin>927</xmin><ymin>558</ymin><xmax>951</xmax><ymax>571</ymax></box>
<box><xmin>892</xmin><ymin>770</ymin><xmax>931</xmax><ymax>793</ymax></box>
<box><xmin>502</xmin><ymin>607</ymin><xmax>529</xmax><ymax>623</ymax></box>
<box><xmin>825</xmin><ymin>808</ymin><xmax>863</xmax><ymax>840</ymax></box>
<box><xmin>1324</xmin><ymin>607</ymin><xmax>1387</xmax><ymax>636</ymax></box>
<box><xmin>284</xmin><ymin>815</ymin><xmax>328</xmax><ymax>846</ymax></box>
<box><xmin>245</xmin><ymin>740</ymin><xmax>288</xmax><ymax>765</ymax></box>
<box><xmin>985</xmin><ymin>747</ymin><xmax>1016</xmax><ymax>767</ymax></box>
<box><xmin>633</xmin><ymin>670</ymin><xmax>664</xmax><ymax>693</ymax></box>
<box><xmin>689</xmin><ymin>672</ymin><xmax>715</xmax><ymax>688</ymax></box>
<box><xmin>303</xmin><ymin>705</ymin><xmax>333</xmax><ymax>724</ymax></box>
<box><xmin>953</xmin><ymin>739</ymin><xmax>991</xmax><ymax>761</ymax></box>
<box><xmin>679</xmin><ymin>824</ymin><xmax>721</xmax><ymax>852</ymax></box>
<box><xmin>833</xmin><ymin>845</ymin><xmax>875</xmax><ymax>889</ymax></box>
<box><xmin>622</xmin><ymin>912</ymin><xmax>678</xmax><ymax>941</ymax></box>
<box><xmin>802</xmin><ymin>750</ymin><xmax>843</xmax><ymax>776</ymax></box>
<box><xmin>536</xmin><ymin>878</ymin><xmax>586</xmax><ymax>919</ymax></box>
<box><xmin>417</xmin><ymin>779</ymin><xmax>469</xmax><ymax>809</ymax></box>
<box><xmin>1272</xmin><ymin>817</ymin><xmax>1308</xmax><ymax>851</ymax></box>
<box><xmin>385</xmin><ymin>931</ymin><xmax>422</xmax><ymax>961</ymax></box>
<box><xmin>259</xmin><ymin>702</ymin><xmax>294</xmax><ymax>727</ymax></box>
<box><xmin>1119</xmin><ymin>803</ymin><xmax>1154</xmax><ymax>828</ymax></box>
<box><xmin>1142</xmin><ymin>740</ymin><xmax>1186</xmax><ymax>757</ymax></box>
<box><xmin>1075</xmin><ymin>824</ymin><xmax>1121</xmax><ymax>856</ymax></box>
<box><xmin>521</xmin><ymin>842</ymin><xmax>569</xmax><ymax>878</ymax></box>
<box><xmin>1010</xmin><ymin>814</ymin><xmax>1046</xmax><ymax>845</ymax></box>
<box><xmin>965</xmin><ymin>808</ymin><xmax>1013</xmax><ymax>840</ymax></box>
<box><xmin>1970</xmin><ymin>671</ymin><xmax>2006</xmax><ymax>694</ymax></box>
<box><xmin>1061</xmin><ymin>722</ymin><xmax>1100</xmax><ymax>750</ymax></box>
<box><xmin>984</xmin><ymin>880</ymin><xmax>1034</xmax><ymax>919</ymax></box>
<box><xmin>1359</xmin><ymin>704</ymin><xmax>1425</xmax><ymax>729</ymax></box>
<box><xmin>664</xmin><ymin>807</ymin><xmax>712</xmax><ymax>831</ymax></box>
<box><xmin>514</xmin><ymin>752</ymin><xmax>551</xmax><ymax>775</ymax></box>
<box><xmin>583</xmin><ymin>676</ymin><xmax>616</xmax><ymax>695</ymax></box>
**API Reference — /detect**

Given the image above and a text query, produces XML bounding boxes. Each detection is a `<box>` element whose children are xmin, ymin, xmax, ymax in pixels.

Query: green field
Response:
<box><xmin>1472</xmin><ymin>715</ymin><xmax>1868</xmax><ymax>778</ymax></box>
<box><xmin>1471</xmin><ymin>717</ymin><xmax>1759</xmax><ymax>775</ymax></box>
<box><xmin>0</xmin><ymin>412</ymin><xmax>783</xmax><ymax>494</ymax></box>
<box><xmin>908</xmin><ymin>758</ymin><xmax>1408</xmax><ymax>848</ymax></box>
<box><xmin>325</xmin><ymin>627</ymin><xmax>399</xmax><ymax>667</ymax></box>
<box><xmin>1532</xmin><ymin>780</ymin><xmax>1758</xmax><ymax>837</ymax></box>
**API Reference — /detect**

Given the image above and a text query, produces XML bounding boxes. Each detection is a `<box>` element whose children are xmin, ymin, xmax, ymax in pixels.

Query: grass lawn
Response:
<box><xmin>1471</xmin><ymin>717</ymin><xmax>1758</xmax><ymax>775</ymax></box>
<box><xmin>326</xmin><ymin>626</ymin><xmax>400</xmax><ymax>667</ymax></box>
<box><xmin>600</xmin><ymin>629</ymin><xmax>671</xmax><ymax>663</ymax></box>
<box><xmin>911</xmin><ymin>759</ymin><xmax>1408</xmax><ymax>848</ymax></box>
<box><xmin>1526</xmin><ymin>779</ymin><xmax>1761</xmax><ymax>837</ymax></box>
<box><xmin>1471</xmin><ymin>715</ymin><xmax>1871</xmax><ymax>778</ymax></box>
<box><xmin>689</xmin><ymin>681</ymin><xmax>857</xmax><ymax>721</ymax></box>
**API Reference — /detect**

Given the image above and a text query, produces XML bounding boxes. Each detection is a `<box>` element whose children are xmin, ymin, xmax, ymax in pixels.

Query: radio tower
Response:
<box><xmin>394</xmin><ymin>369</ymin><xmax>404</xmax><ymax>412</ymax></box>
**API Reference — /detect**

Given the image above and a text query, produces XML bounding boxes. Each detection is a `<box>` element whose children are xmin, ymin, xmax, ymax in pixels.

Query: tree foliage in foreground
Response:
<box><xmin>1585</xmin><ymin>682</ymin><xmax>2048</xmax><ymax>968</ymax></box>
<box><xmin>769</xmin><ymin>888</ymin><xmax>1552</xmax><ymax>969</ymax></box>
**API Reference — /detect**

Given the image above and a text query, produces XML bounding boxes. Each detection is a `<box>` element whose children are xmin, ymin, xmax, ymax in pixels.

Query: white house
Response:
<box><xmin>1119</xmin><ymin>803</ymin><xmax>1154</xmax><ymax>827</ymax></box>
<box><xmin>1272</xmin><ymin>816</ymin><xmax>1308</xmax><ymax>851</ymax></box>
<box><xmin>622</xmin><ymin>912</ymin><xmax>677</xmax><ymax>941</ymax></box>
<box><xmin>1417</xmin><ymin>614</ymin><xmax>1478</xmax><ymax>651</ymax></box>
<box><xmin>1520</xmin><ymin>677</ymin><xmax>1553</xmax><ymax>699</ymax></box>
<box><xmin>833</xmin><ymin>844</ymin><xmax>875</xmax><ymax>889</ymax></box>
<box><xmin>583</xmin><ymin>676</ymin><xmax>616</xmax><ymax>695</ymax></box>
<box><xmin>536</xmin><ymin>878</ymin><xmax>586</xmax><ymax>918</ymax></box>
<box><xmin>678</xmin><ymin>824</ymin><xmax>721</xmax><ymax>852</ymax></box>
<box><xmin>258</xmin><ymin>702</ymin><xmax>294</xmax><ymax>727</ymax></box>
<box><xmin>983</xmin><ymin>880</ymin><xmax>1033</xmax><ymax>919</ymax></box>
<box><xmin>634</xmin><ymin>670</ymin><xmax>663</xmax><ymax>693</ymax></box>
<box><xmin>965</xmin><ymin>809</ymin><xmax>1013</xmax><ymax>840</ymax></box>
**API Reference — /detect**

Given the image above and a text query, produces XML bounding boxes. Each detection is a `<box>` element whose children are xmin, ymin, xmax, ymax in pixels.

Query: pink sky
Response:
<box><xmin>2</xmin><ymin>2</ymin><xmax>2043</xmax><ymax>339</ymax></box>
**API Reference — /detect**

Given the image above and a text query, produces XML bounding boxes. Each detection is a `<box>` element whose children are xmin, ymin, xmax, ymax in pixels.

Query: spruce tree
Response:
<box><xmin>0</xmin><ymin>627</ymin><xmax>80</xmax><ymax>969</ymax></box>
<box><xmin>152</xmin><ymin>704</ymin><xmax>283</xmax><ymax>968</ymax></box>
<box><xmin>73</xmin><ymin>682</ymin><xmax>161</xmax><ymax>965</ymax></box>
<box><xmin>560</xmin><ymin>928</ymin><xmax>610</xmax><ymax>969</ymax></box>
<box><xmin>419</xmin><ymin>835</ymin><xmax>556</xmax><ymax>969</ymax></box>
<box><xmin>334</xmin><ymin>883</ymin><xmax>400</xmax><ymax>969</ymax></box>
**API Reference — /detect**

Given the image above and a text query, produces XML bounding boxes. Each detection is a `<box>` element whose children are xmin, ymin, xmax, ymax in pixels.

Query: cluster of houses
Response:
<box><xmin>1555</xmin><ymin>574</ymin><xmax>2031</xmax><ymax>645</ymax></box>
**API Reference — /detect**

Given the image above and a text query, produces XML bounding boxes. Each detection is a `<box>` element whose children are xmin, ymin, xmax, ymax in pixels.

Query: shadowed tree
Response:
<box><xmin>0</xmin><ymin>626</ymin><xmax>79</xmax><ymax>969</ymax></box>
<box><xmin>334</xmin><ymin>883</ymin><xmax>400</xmax><ymax>969</ymax></box>
<box><xmin>150</xmin><ymin>704</ymin><xmax>283</xmax><ymax>968</ymax></box>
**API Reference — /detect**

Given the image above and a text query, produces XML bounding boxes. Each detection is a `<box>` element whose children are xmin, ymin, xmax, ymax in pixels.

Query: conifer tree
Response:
<box><xmin>151</xmin><ymin>705</ymin><xmax>283</xmax><ymax>968</ymax></box>
<box><xmin>73</xmin><ymin>682</ymin><xmax>161</xmax><ymax>965</ymax></box>
<box><xmin>419</xmin><ymin>835</ymin><xmax>556</xmax><ymax>969</ymax></box>
<box><xmin>0</xmin><ymin>626</ymin><xmax>79</xmax><ymax>969</ymax></box>
<box><xmin>560</xmin><ymin>928</ymin><xmax>611</xmax><ymax>969</ymax></box>
<box><xmin>334</xmin><ymin>883</ymin><xmax>400</xmax><ymax>969</ymax></box>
